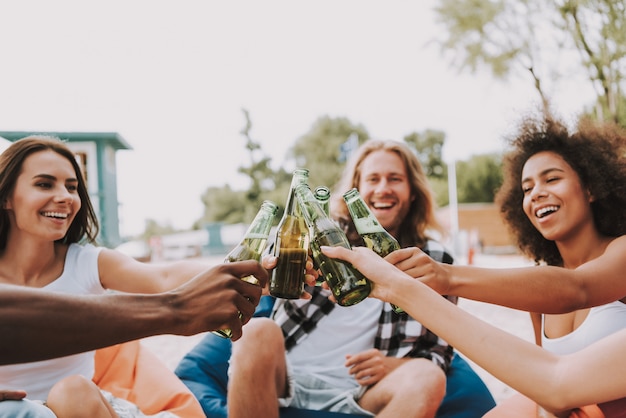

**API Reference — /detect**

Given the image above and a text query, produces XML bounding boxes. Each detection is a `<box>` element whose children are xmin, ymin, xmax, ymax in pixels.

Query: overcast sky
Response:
<box><xmin>0</xmin><ymin>1</ymin><xmax>595</xmax><ymax>237</ymax></box>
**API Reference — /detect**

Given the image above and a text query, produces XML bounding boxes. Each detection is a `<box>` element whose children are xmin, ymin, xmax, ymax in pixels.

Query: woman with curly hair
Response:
<box><xmin>376</xmin><ymin>113</ymin><xmax>626</xmax><ymax>417</ymax></box>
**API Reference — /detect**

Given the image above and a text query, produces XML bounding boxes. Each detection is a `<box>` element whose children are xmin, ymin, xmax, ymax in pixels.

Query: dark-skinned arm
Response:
<box><xmin>0</xmin><ymin>260</ymin><xmax>267</xmax><ymax>365</ymax></box>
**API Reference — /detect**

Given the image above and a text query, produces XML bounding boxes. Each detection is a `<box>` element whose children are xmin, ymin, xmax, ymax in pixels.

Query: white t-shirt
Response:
<box><xmin>287</xmin><ymin>297</ymin><xmax>383</xmax><ymax>389</ymax></box>
<box><xmin>0</xmin><ymin>243</ymin><xmax>104</xmax><ymax>400</ymax></box>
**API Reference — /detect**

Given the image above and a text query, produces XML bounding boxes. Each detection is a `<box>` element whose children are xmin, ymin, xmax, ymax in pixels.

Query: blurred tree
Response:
<box><xmin>289</xmin><ymin>116</ymin><xmax>370</xmax><ymax>189</ymax></box>
<box><xmin>455</xmin><ymin>153</ymin><xmax>504</xmax><ymax>203</ymax></box>
<box><xmin>434</xmin><ymin>0</ymin><xmax>626</xmax><ymax>125</ymax></box>
<box><xmin>237</xmin><ymin>109</ymin><xmax>291</xmax><ymax>220</ymax></box>
<box><xmin>193</xmin><ymin>112</ymin><xmax>504</xmax><ymax>233</ymax></box>
<box><xmin>403</xmin><ymin>130</ymin><xmax>447</xmax><ymax>180</ymax></box>
<box><xmin>429</xmin><ymin>176</ymin><xmax>451</xmax><ymax>208</ymax></box>
<box><xmin>198</xmin><ymin>185</ymin><xmax>247</xmax><ymax>226</ymax></box>
<box><xmin>140</xmin><ymin>219</ymin><xmax>177</xmax><ymax>240</ymax></box>
<box><xmin>197</xmin><ymin>109</ymin><xmax>291</xmax><ymax>226</ymax></box>
<box><xmin>559</xmin><ymin>0</ymin><xmax>626</xmax><ymax>124</ymax></box>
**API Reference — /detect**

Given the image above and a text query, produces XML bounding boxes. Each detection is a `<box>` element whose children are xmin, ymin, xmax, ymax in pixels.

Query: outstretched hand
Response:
<box><xmin>384</xmin><ymin>247</ymin><xmax>452</xmax><ymax>295</ymax></box>
<box><xmin>320</xmin><ymin>246</ymin><xmax>409</xmax><ymax>303</ymax></box>
<box><xmin>261</xmin><ymin>254</ymin><xmax>319</xmax><ymax>299</ymax></box>
<box><xmin>169</xmin><ymin>260</ymin><xmax>268</xmax><ymax>341</ymax></box>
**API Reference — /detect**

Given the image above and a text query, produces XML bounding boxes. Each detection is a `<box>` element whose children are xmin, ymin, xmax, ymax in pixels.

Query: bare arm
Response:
<box><xmin>98</xmin><ymin>248</ymin><xmax>212</xmax><ymax>293</ymax></box>
<box><xmin>322</xmin><ymin>246</ymin><xmax>626</xmax><ymax>412</ymax></box>
<box><xmin>0</xmin><ymin>260</ymin><xmax>268</xmax><ymax>365</ymax></box>
<box><xmin>386</xmin><ymin>235</ymin><xmax>626</xmax><ymax>313</ymax></box>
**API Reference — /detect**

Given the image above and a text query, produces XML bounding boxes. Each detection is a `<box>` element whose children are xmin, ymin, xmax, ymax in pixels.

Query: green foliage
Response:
<box><xmin>196</xmin><ymin>109</ymin><xmax>293</xmax><ymax>226</ymax></box>
<box><xmin>429</xmin><ymin>177</ymin><xmax>451</xmax><ymax>208</ymax></box>
<box><xmin>199</xmin><ymin>185</ymin><xmax>248</xmax><ymax>224</ymax></box>
<box><xmin>289</xmin><ymin>115</ymin><xmax>370</xmax><ymax>190</ymax></box>
<box><xmin>434</xmin><ymin>0</ymin><xmax>626</xmax><ymax>125</ymax></box>
<box><xmin>188</xmin><ymin>111</ymin><xmax>505</xmax><ymax>236</ymax></box>
<box><xmin>558</xmin><ymin>0</ymin><xmax>626</xmax><ymax>125</ymax></box>
<box><xmin>434</xmin><ymin>0</ymin><xmax>542</xmax><ymax>79</ymax></box>
<box><xmin>140</xmin><ymin>219</ymin><xmax>177</xmax><ymax>240</ymax></box>
<box><xmin>403</xmin><ymin>130</ymin><xmax>448</xmax><ymax>179</ymax></box>
<box><xmin>455</xmin><ymin>153</ymin><xmax>504</xmax><ymax>203</ymax></box>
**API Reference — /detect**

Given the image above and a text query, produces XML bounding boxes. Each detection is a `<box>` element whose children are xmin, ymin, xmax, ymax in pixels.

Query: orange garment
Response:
<box><xmin>93</xmin><ymin>340</ymin><xmax>203</xmax><ymax>418</ymax></box>
<box><xmin>484</xmin><ymin>393</ymin><xmax>604</xmax><ymax>418</ymax></box>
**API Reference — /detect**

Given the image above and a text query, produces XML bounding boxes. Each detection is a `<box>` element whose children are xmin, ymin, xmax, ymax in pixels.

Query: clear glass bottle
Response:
<box><xmin>213</xmin><ymin>200</ymin><xmax>279</xmax><ymax>338</ymax></box>
<box><xmin>269</xmin><ymin>168</ymin><xmax>310</xmax><ymax>299</ymax></box>
<box><xmin>343</xmin><ymin>188</ymin><xmax>404</xmax><ymax>313</ymax></box>
<box><xmin>295</xmin><ymin>183</ymin><xmax>371</xmax><ymax>306</ymax></box>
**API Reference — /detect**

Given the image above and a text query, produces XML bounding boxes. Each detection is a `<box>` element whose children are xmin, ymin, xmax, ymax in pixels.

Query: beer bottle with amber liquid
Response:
<box><xmin>213</xmin><ymin>200</ymin><xmax>279</xmax><ymax>338</ymax></box>
<box><xmin>343</xmin><ymin>188</ymin><xmax>404</xmax><ymax>313</ymax></box>
<box><xmin>269</xmin><ymin>169</ymin><xmax>310</xmax><ymax>299</ymax></box>
<box><xmin>295</xmin><ymin>183</ymin><xmax>371</xmax><ymax>306</ymax></box>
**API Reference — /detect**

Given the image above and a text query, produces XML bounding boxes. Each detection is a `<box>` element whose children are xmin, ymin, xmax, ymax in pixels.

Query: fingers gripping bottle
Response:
<box><xmin>269</xmin><ymin>169</ymin><xmax>310</xmax><ymax>299</ymax></box>
<box><xmin>295</xmin><ymin>183</ymin><xmax>371</xmax><ymax>306</ymax></box>
<box><xmin>213</xmin><ymin>200</ymin><xmax>279</xmax><ymax>338</ymax></box>
<box><xmin>342</xmin><ymin>188</ymin><xmax>404</xmax><ymax>313</ymax></box>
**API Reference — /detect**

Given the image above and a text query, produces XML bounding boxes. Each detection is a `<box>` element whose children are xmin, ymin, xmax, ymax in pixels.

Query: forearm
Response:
<box><xmin>445</xmin><ymin>264</ymin><xmax>594</xmax><ymax>314</ymax></box>
<box><xmin>391</xmin><ymin>278</ymin><xmax>585</xmax><ymax>410</ymax></box>
<box><xmin>326</xmin><ymin>245</ymin><xmax>626</xmax><ymax>410</ymax></box>
<box><xmin>0</xmin><ymin>285</ymin><xmax>173</xmax><ymax>364</ymax></box>
<box><xmin>160</xmin><ymin>260</ymin><xmax>210</xmax><ymax>291</ymax></box>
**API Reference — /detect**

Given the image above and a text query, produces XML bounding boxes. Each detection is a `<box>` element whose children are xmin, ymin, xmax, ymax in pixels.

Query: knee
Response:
<box><xmin>231</xmin><ymin>317</ymin><xmax>283</xmax><ymax>364</ymax></box>
<box><xmin>393</xmin><ymin>359</ymin><xmax>447</xmax><ymax>400</ymax></box>
<box><xmin>47</xmin><ymin>375</ymin><xmax>104</xmax><ymax>415</ymax></box>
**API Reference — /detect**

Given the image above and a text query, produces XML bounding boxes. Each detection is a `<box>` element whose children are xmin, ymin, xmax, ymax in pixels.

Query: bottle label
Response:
<box><xmin>353</xmin><ymin>217</ymin><xmax>382</xmax><ymax>234</ymax></box>
<box><xmin>245</xmin><ymin>232</ymin><xmax>269</xmax><ymax>240</ymax></box>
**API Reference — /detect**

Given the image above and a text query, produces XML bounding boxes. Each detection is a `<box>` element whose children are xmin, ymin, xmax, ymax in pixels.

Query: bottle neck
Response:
<box><xmin>244</xmin><ymin>207</ymin><xmax>276</xmax><ymax>237</ymax></box>
<box><xmin>284</xmin><ymin>174</ymin><xmax>308</xmax><ymax>217</ymax></box>
<box><xmin>296</xmin><ymin>186</ymin><xmax>329</xmax><ymax>227</ymax></box>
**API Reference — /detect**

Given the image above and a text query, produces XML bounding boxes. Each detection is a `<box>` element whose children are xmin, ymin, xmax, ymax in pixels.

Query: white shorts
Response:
<box><xmin>279</xmin><ymin>358</ymin><xmax>374</xmax><ymax>416</ymax></box>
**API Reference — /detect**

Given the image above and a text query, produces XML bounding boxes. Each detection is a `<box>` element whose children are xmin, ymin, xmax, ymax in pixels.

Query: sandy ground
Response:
<box><xmin>141</xmin><ymin>253</ymin><xmax>535</xmax><ymax>405</ymax></box>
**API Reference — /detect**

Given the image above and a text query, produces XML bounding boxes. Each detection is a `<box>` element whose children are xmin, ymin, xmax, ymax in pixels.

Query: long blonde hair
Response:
<box><xmin>330</xmin><ymin>139</ymin><xmax>442</xmax><ymax>248</ymax></box>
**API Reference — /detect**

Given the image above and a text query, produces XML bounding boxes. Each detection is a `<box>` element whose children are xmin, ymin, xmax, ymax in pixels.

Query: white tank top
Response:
<box><xmin>542</xmin><ymin>300</ymin><xmax>626</xmax><ymax>355</ymax></box>
<box><xmin>0</xmin><ymin>243</ymin><xmax>104</xmax><ymax>400</ymax></box>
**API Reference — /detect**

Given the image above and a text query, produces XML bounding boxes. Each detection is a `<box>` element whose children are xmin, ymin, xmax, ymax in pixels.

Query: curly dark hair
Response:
<box><xmin>495</xmin><ymin>114</ymin><xmax>626</xmax><ymax>266</ymax></box>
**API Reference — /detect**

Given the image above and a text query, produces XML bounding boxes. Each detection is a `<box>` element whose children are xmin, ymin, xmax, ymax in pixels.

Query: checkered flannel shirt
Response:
<box><xmin>271</xmin><ymin>239</ymin><xmax>457</xmax><ymax>373</ymax></box>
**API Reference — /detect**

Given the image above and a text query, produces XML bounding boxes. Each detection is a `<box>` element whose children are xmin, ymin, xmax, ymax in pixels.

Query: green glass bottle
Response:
<box><xmin>213</xmin><ymin>200</ymin><xmax>279</xmax><ymax>339</ymax></box>
<box><xmin>295</xmin><ymin>183</ymin><xmax>371</xmax><ymax>306</ymax></box>
<box><xmin>342</xmin><ymin>188</ymin><xmax>404</xmax><ymax>313</ymax></box>
<box><xmin>311</xmin><ymin>186</ymin><xmax>331</xmax><ymax>285</ymax></box>
<box><xmin>313</xmin><ymin>186</ymin><xmax>331</xmax><ymax>216</ymax></box>
<box><xmin>269</xmin><ymin>169</ymin><xmax>310</xmax><ymax>299</ymax></box>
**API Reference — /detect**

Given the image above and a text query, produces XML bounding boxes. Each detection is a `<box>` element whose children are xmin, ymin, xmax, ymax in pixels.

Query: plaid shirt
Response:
<box><xmin>271</xmin><ymin>239</ymin><xmax>457</xmax><ymax>372</ymax></box>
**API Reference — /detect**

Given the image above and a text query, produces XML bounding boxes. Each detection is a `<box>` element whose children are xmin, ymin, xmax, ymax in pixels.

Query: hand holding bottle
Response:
<box><xmin>384</xmin><ymin>247</ymin><xmax>453</xmax><ymax>296</ymax></box>
<box><xmin>261</xmin><ymin>254</ymin><xmax>320</xmax><ymax>299</ymax></box>
<box><xmin>319</xmin><ymin>245</ymin><xmax>409</xmax><ymax>305</ymax></box>
<box><xmin>343</xmin><ymin>188</ymin><xmax>403</xmax><ymax>312</ymax></box>
<box><xmin>213</xmin><ymin>200</ymin><xmax>278</xmax><ymax>339</ymax></box>
<box><xmin>295</xmin><ymin>184</ymin><xmax>371</xmax><ymax>306</ymax></box>
<box><xmin>270</xmin><ymin>169</ymin><xmax>311</xmax><ymax>299</ymax></box>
